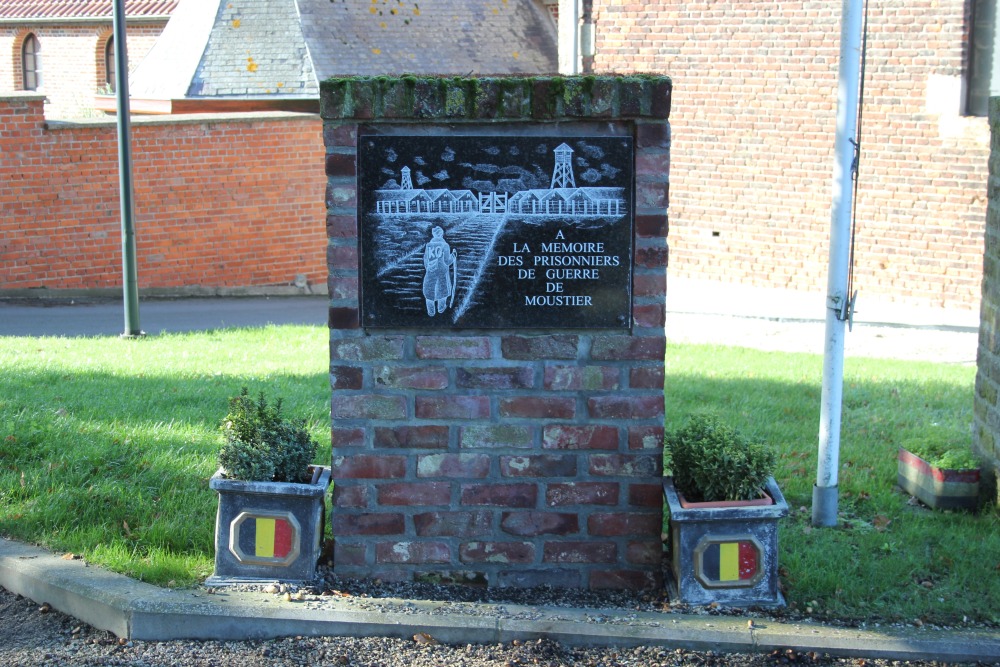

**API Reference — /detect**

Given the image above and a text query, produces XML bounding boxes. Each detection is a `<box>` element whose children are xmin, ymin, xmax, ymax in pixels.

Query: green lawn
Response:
<box><xmin>0</xmin><ymin>326</ymin><xmax>331</xmax><ymax>587</ymax></box>
<box><xmin>666</xmin><ymin>344</ymin><xmax>998</xmax><ymax>624</ymax></box>
<box><xmin>0</xmin><ymin>327</ymin><xmax>996</xmax><ymax>624</ymax></box>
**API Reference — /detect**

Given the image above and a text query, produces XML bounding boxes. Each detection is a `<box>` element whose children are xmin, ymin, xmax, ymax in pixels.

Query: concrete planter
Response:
<box><xmin>663</xmin><ymin>476</ymin><xmax>788</xmax><ymax>607</ymax></box>
<box><xmin>206</xmin><ymin>465</ymin><xmax>331</xmax><ymax>585</ymax></box>
<box><xmin>897</xmin><ymin>448</ymin><xmax>980</xmax><ymax>511</ymax></box>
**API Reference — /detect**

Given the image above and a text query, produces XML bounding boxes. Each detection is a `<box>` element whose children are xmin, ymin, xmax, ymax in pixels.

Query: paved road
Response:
<box><xmin>0</xmin><ymin>284</ymin><xmax>980</xmax><ymax>365</ymax></box>
<box><xmin>0</xmin><ymin>296</ymin><xmax>329</xmax><ymax>338</ymax></box>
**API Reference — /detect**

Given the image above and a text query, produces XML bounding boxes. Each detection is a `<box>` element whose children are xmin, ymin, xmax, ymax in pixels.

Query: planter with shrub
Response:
<box><xmin>206</xmin><ymin>388</ymin><xmax>331</xmax><ymax>586</ymax></box>
<box><xmin>663</xmin><ymin>415</ymin><xmax>788</xmax><ymax>606</ymax></box>
<box><xmin>897</xmin><ymin>432</ymin><xmax>980</xmax><ymax>511</ymax></box>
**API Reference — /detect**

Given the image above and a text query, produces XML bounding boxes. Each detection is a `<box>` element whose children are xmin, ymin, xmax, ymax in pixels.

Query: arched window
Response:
<box><xmin>104</xmin><ymin>37</ymin><xmax>116</xmax><ymax>91</ymax></box>
<box><xmin>22</xmin><ymin>33</ymin><xmax>41</xmax><ymax>91</ymax></box>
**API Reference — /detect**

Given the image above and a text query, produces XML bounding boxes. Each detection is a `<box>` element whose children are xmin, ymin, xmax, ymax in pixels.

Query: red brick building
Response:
<box><xmin>0</xmin><ymin>0</ymin><xmax>992</xmax><ymax>314</ymax></box>
<box><xmin>590</xmin><ymin>0</ymin><xmax>990</xmax><ymax>312</ymax></box>
<box><xmin>0</xmin><ymin>0</ymin><xmax>174</xmax><ymax>118</ymax></box>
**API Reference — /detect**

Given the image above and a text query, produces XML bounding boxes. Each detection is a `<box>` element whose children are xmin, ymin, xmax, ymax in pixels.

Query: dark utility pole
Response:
<box><xmin>112</xmin><ymin>0</ymin><xmax>143</xmax><ymax>337</ymax></box>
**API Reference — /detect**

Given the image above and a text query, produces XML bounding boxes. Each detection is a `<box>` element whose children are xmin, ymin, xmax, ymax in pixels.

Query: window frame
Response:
<box><xmin>104</xmin><ymin>36</ymin><xmax>116</xmax><ymax>92</ymax></box>
<box><xmin>21</xmin><ymin>33</ymin><xmax>41</xmax><ymax>91</ymax></box>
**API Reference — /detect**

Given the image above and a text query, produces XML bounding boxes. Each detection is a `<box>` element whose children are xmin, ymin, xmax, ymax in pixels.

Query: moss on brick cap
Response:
<box><xmin>319</xmin><ymin>74</ymin><xmax>671</xmax><ymax>122</ymax></box>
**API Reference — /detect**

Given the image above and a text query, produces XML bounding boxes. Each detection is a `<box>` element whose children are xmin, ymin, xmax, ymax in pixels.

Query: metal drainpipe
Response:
<box><xmin>558</xmin><ymin>0</ymin><xmax>581</xmax><ymax>74</ymax></box>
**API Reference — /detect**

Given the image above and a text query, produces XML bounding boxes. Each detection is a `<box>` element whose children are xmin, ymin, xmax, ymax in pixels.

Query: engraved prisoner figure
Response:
<box><xmin>423</xmin><ymin>226</ymin><xmax>457</xmax><ymax>316</ymax></box>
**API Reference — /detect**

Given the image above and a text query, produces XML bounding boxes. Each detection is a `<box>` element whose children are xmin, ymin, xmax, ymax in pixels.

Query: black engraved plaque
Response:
<box><xmin>358</xmin><ymin>135</ymin><xmax>634</xmax><ymax>329</ymax></box>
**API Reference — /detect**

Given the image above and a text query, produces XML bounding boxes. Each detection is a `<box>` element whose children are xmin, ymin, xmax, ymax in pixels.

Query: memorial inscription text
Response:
<box><xmin>358</xmin><ymin>135</ymin><xmax>634</xmax><ymax>329</ymax></box>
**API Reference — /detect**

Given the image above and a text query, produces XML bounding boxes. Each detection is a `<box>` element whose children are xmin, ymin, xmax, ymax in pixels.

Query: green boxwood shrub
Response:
<box><xmin>665</xmin><ymin>414</ymin><xmax>776</xmax><ymax>503</ymax></box>
<box><xmin>218</xmin><ymin>388</ymin><xmax>317</xmax><ymax>483</ymax></box>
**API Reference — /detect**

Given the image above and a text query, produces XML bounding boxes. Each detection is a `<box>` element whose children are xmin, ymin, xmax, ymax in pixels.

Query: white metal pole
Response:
<box><xmin>813</xmin><ymin>0</ymin><xmax>863</xmax><ymax>527</ymax></box>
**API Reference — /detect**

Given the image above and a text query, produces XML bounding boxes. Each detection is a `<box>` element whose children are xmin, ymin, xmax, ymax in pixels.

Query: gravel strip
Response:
<box><xmin>4</xmin><ymin>575</ymin><xmax>997</xmax><ymax>667</ymax></box>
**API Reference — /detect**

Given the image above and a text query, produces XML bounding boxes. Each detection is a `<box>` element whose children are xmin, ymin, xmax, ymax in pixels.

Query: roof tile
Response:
<box><xmin>0</xmin><ymin>0</ymin><xmax>177</xmax><ymax>20</ymax></box>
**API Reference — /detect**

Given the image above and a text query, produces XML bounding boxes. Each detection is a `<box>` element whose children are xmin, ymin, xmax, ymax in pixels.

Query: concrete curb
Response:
<box><xmin>2</xmin><ymin>538</ymin><xmax>998</xmax><ymax>662</ymax></box>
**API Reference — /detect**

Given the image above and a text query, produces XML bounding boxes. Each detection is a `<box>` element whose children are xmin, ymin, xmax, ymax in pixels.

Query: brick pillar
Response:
<box><xmin>321</xmin><ymin>75</ymin><xmax>671</xmax><ymax>588</ymax></box>
<box><xmin>973</xmin><ymin>97</ymin><xmax>1000</xmax><ymax>506</ymax></box>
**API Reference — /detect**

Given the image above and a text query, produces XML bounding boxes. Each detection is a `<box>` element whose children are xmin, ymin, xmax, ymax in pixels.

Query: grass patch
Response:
<box><xmin>666</xmin><ymin>344</ymin><xmax>999</xmax><ymax>624</ymax></box>
<box><xmin>0</xmin><ymin>328</ymin><xmax>996</xmax><ymax>624</ymax></box>
<box><xmin>0</xmin><ymin>326</ymin><xmax>330</xmax><ymax>587</ymax></box>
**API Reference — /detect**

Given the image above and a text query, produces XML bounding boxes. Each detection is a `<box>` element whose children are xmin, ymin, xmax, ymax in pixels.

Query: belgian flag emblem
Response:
<box><xmin>694</xmin><ymin>536</ymin><xmax>763</xmax><ymax>588</ymax></box>
<box><xmin>229</xmin><ymin>512</ymin><xmax>301</xmax><ymax>566</ymax></box>
<box><xmin>240</xmin><ymin>516</ymin><xmax>293</xmax><ymax>558</ymax></box>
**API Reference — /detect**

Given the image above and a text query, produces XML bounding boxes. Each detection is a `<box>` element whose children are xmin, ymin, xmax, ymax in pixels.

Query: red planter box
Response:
<box><xmin>897</xmin><ymin>449</ymin><xmax>980</xmax><ymax>511</ymax></box>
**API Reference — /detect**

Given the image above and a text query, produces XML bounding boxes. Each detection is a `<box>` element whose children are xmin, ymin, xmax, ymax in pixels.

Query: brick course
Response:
<box><xmin>323</xmin><ymin>75</ymin><xmax>669</xmax><ymax>590</ymax></box>
<box><xmin>0</xmin><ymin>94</ymin><xmax>326</xmax><ymax>293</ymax></box>
<box><xmin>591</xmin><ymin>0</ymin><xmax>988</xmax><ymax>312</ymax></box>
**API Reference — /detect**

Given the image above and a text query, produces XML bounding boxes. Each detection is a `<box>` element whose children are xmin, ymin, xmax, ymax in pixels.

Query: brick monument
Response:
<box><xmin>321</xmin><ymin>75</ymin><xmax>670</xmax><ymax>588</ymax></box>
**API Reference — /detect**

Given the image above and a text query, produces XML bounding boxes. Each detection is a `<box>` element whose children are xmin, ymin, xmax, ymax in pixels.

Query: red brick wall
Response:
<box><xmin>321</xmin><ymin>76</ymin><xmax>669</xmax><ymax>589</ymax></box>
<box><xmin>592</xmin><ymin>0</ymin><xmax>988</xmax><ymax>311</ymax></box>
<box><xmin>0</xmin><ymin>94</ymin><xmax>326</xmax><ymax>293</ymax></box>
<box><xmin>1</xmin><ymin>22</ymin><xmax>164</xmax><ymax>118</ymax></box>
<box><xmin>974</xmin><ymin>98</ymin><xmax>1000</xmax><ymax>501</ymax></box>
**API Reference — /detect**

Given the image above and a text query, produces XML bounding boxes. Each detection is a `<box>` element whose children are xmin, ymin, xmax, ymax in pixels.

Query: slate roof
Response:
<box><xmin>189</xmin><ymin>0</ymin><xmax>317</xmax><ymax>97</ymax></box>
<box><xmin>300</xmin><ymin>0</ymin><xmax>558</xmax><ymax>76</ymax></box>
<box><xmin>128</xmin><ymin>0</ymin><xmax>557</xmax><ymax>104</ymax></box>
<box><xmin>0</xmin><ymin>0</ymin><xmax>176</xmax><ymax>20</ymax></box>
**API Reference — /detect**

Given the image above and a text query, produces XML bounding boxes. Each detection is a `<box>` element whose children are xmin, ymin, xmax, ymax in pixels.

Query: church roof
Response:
<box><xmin>301</xmin><ymin>0</ymin><xmax>557</xmax><ymax>76</ymax></box>
<box><xmin>129</xmin><ymin>0</ymin><xmax>316</xmax><ymax>100</ymax></box>
<box><xmin>127</xmin><ymin>0</ymin><xmax>557</xmax><ymax>106</ymax></box>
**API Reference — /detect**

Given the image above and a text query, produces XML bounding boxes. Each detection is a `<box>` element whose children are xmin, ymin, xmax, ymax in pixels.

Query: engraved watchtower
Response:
<box><xmin>550</xmin><ymin>143</ymin><xmax>576</xmax><ymax>189</ymax></box>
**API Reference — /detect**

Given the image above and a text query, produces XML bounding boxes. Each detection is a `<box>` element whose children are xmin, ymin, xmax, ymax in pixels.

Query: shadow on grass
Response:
<box><xmin>0</xmin><ymin>367</ymin><xmax>330</xmax><ymax>587</ymax></box>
